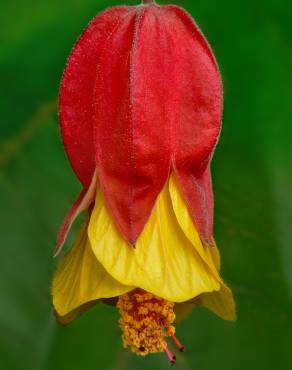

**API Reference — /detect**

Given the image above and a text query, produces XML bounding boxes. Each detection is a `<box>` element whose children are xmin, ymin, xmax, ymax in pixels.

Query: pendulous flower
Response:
<box><xmin>52</xmin><ymin>0</ymin><xmax>235</xmax><ymax>364</ymax></box>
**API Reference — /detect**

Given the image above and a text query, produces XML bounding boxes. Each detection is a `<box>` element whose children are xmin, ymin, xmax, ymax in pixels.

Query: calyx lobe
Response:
<box><xmin>59</xmin><ymin>4</ymin><xmax>222</xmax><ymax>244</ymax></box>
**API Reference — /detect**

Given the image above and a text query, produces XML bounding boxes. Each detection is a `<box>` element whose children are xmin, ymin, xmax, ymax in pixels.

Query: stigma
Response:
<box><xmin>117</xmin><ymin>289</ymin><xmax>185</xmax><ymax>364</ymax></box>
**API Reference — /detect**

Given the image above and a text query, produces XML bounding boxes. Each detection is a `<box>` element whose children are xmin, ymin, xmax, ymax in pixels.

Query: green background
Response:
<box><xmin>1</xmin><ymin>0</ymin><xmax>292</xmax><ymax>369</ymax></box>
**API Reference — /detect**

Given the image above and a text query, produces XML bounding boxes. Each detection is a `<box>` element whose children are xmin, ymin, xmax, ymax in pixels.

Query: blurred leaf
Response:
<box><xmin>0</xmin><ymin>0</ymin><xmax>292</xmax><ymax>370</ymax></box>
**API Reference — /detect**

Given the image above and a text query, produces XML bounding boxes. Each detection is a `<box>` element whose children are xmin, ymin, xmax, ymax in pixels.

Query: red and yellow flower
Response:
<box><xmin>52</xmin><ymin>0</ymin><xmax>235</xmax><ymax>363</ymax></box>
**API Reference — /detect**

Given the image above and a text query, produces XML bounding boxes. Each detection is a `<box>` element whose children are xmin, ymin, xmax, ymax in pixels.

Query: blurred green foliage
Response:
<box><xmin>0</xmin><ymin>0</ymin><xmax>292</xmax><ymax>369</ymax></box>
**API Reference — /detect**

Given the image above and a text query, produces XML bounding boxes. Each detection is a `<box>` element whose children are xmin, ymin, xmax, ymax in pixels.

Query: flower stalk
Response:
<box><xmin>142</xmin><ymin>0</ymin><xmax>155</xmax><ymax>4</ymax></box>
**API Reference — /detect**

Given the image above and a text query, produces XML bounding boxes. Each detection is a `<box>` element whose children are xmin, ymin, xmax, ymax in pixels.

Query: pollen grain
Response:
<box><xmin>117</xmin><ymin>289</ymin><xmax>176</xmax><ymax>358</ymax></box>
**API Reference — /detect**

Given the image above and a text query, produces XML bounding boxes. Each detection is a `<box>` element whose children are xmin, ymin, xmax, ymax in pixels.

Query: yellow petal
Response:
<box><xmin>174</xmin><ymin>302</ymin><xmax>194</xmax><ymax>323</ymax></box>
<box><xmin>52</xmin><ymin>218</ymin><xmax>133</xmax><ymax>318</ymax></box>
<box><xmin>177</xmin><ymin>282</ymin><xmax>236</xmax><ymax>322</ymax></box>
<box><xmin>168</xmin><ymin>175</ymin><xmax>235</xmax><ymax>320</ymax></box>
<box><xmin>54</xmin><ymin>301</ymin><xmax>97</xmax><ymax>325</ymax></box>
<box><xmin>88</xmin><ymin>182</ymin><xmax>220</xmax><ymax>303</ymax></box>
<box><xmin>169</xmin><ymin>175</ymin><xmax>221</xmax><ymax>278</ymax></box>
<box><xmin>208</xmin><ymin>238</ymin><xmax>221</xmax><ymax>271</ymax></box>
<box><xmin>183</xmin><ymin>236</ymin><xmax>235</xmax><ymax>321</ymax></box>
<box><xmin>198</xmin><ymin>284</ymin><xmax>236</xmax><ymax>321</ymax></box>
<box><xmin>199</xmin><ymin>241</ymin><xmax>236</xmax><ymax>321</ymax></box>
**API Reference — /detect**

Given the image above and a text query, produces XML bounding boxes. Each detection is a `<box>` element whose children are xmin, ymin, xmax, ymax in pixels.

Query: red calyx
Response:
<box><xmin>59</xmin><ymin>3</ymin><xmax>222</xmax><ymax>247</ymax></box>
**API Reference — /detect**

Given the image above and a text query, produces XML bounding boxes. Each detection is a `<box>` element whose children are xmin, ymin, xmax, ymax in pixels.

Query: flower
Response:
<box><xmin>52</xmin><ymin>0</ymin><xmax>235</xmax><ymax>363</ymax></box>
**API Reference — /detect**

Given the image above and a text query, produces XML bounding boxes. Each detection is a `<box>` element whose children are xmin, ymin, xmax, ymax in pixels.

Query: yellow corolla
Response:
<box><xmin>53</xmin><ymin>175</ymin><xmax>235</xmax><ymax>362</ymax></box>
